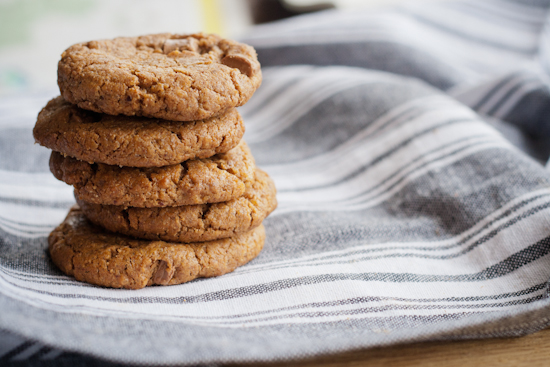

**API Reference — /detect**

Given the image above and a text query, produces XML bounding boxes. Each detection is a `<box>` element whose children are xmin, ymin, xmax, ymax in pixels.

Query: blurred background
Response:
<box><xmin>0</xmin><ymin>0</ymin><xmax>451</xmax><ymax>96</ymax></box>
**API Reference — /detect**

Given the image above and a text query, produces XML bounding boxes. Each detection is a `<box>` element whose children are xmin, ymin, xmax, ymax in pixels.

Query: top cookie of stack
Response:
<box><xmin>59</xmin><ymin>32</ymin><xmax>262</xmax><ymax>122</ymax></box>
<box><xmin>33</xmin><ymin>33</ymin><xmax>277</xmax><ymax>289</ymax></box>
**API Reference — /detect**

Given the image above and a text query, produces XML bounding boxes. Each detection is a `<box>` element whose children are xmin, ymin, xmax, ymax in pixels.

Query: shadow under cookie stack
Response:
<box><xmin>33</xmin><ymin>33</ymin><xmax>277</xmax><ymax>289</ymax></box>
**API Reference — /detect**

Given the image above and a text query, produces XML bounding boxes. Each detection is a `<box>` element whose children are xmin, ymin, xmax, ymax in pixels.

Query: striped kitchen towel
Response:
<box><xmin>1</xmin><ymin>0</ymin><xmax>550</xmax><ymax>365</ymax></box>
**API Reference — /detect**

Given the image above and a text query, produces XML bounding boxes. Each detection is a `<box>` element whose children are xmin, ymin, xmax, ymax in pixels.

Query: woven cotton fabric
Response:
<box><xmin>2</xmin><ymin>0</ymin><xmax>550</xmax><ymax>365</ymax></box>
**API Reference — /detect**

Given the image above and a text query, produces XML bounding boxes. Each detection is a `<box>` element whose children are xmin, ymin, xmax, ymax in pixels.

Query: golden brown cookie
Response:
<box><xmin>50</xmin><ymin>141</ymin><xmax>256</xmax><ymax>207</ymax></box>
<box><xmin>58</xmin><ymin>33</ymin><xmax>262</xmax><ymax>121</ymax></box>
<box><xmin>77</xmin><ymin>169</ymin><xmax>277</xmax><ymax>243</ymax></box>
<box><xmin>49</xmin><ymin>206</ymin><xmax>265</xmax><ymax>289</ymax></box>
<box><xmin>33</xmin><ymin>96</ymin><xmax>244</xmax><ymax>167</ymax></box>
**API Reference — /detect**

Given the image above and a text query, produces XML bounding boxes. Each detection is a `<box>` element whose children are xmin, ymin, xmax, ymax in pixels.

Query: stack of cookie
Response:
<box><xmin>33</xmin><ymin>33</ymin><xmax>277</xmax><ymax>289</ymax></box>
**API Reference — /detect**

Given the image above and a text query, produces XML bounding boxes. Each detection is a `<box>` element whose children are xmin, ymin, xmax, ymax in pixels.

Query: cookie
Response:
<box><xmin>49</xmin><ymin>206</ymin><xmax>265</xmax><ymax>289</ymax></box>
<box><xmin>58</xmin><ymin>33</ymin><xmax>262</xmax><ymax>121</ymax></box>
<box><xmin>50</xmin><ymin>141</ymin><xmax>256</xmax><ymax>207</ymax></box>
<box><xmin>33</xmin><ymin>96</ymin><xmax>244</xmax><ymax>167</ymax></box>
<box><xmin>77</xmin><ymin>169</ymin><xmax>277</xmax><ymax>243</ymax></box>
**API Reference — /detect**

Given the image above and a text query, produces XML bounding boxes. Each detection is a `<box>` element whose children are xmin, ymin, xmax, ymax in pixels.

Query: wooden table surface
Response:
<box><xmin>230</xmin><ymin>327</ymin><xmax>550</xmax><ymax>367</ymax></box>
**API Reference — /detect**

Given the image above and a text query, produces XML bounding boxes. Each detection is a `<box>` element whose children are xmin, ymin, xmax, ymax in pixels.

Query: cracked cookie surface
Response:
<box><xmin>49</xmin><ymin>206</ymin><xmax>265</xmax><ymax>289</ymax></box>
<box><xmin>51</xmin><ymin>141</ymin><xmax>256</xmax><ymax>207</ymax></box>
<box><xmin>78</xmin><ymin>169</ymin><xmax>277</xmax><ymax>243</ymax></box>
<box><xmin>58</xmin><ymin>33</ymin><xmax>262</xmax><ymax>121</ymax></box>
<box><xmin>33</xmin><ymin>96</ymin><xmax>244</xmax><ymax>167</ymax></box>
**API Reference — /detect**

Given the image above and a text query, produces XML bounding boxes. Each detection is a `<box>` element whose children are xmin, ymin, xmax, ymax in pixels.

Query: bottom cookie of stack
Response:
<box><xmin>49</xmin><ymin>206</ymin><xmax>265</xmax><ymax>289</ymax></box>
